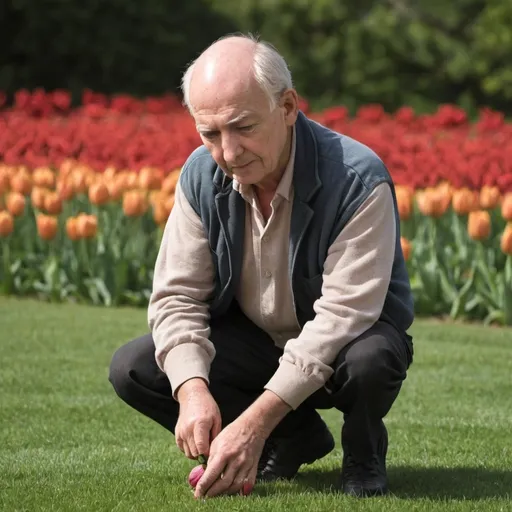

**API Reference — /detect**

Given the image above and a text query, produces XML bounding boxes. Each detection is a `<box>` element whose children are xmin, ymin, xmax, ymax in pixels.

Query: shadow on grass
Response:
<box><xmin>387</xmin><ymin>466</ymin><xmax>512</xmax><ymax>500</ymax></box>
<box><xmin>256</xmin><ymin>466</ymin><xmax>512</xmax><ymax>500</ymax></box>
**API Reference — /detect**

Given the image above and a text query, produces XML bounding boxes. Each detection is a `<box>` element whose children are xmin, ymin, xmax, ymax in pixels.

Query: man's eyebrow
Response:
<box><xmin>225</xmin><ymin>113</ymin><xmax>255</xmax><ymax>126</ymax></box>
<box><xmin>196</xmin><ymin>113</ymin><xmax>256</xmax><ymax>133</ymax></box>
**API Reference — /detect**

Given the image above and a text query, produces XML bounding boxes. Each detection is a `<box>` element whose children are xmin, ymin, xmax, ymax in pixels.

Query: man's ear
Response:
<box><xmin>280</xmin><ymin>89</ymin><xmax>299</xmax><ymax>126</ymax></box>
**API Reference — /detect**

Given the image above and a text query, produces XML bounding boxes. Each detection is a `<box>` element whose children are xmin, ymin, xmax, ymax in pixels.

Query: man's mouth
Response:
<box><xmin>233</xmin><ymin>161</ymin><xmax>253</xmax><ymax>170</ymax></box>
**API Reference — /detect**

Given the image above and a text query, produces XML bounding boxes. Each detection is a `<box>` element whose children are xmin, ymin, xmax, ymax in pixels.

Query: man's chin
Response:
<box><xmin>232</xmin><ymin>170</ymin><xmax>257</xmax><ymax>184</ymax></box>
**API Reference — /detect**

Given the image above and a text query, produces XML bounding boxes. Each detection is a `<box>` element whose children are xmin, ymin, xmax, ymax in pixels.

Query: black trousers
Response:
<box><xmin>109</xmin><ymin>302</ymin><xmax>413</xmax><ymax>461</ymax></box>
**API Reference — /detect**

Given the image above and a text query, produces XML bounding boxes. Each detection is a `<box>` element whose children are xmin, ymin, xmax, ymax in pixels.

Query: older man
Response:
<box><xmin>109</xmin><ymin>34</ymin><xmax>414</xmax><ymax>499</ymax></box>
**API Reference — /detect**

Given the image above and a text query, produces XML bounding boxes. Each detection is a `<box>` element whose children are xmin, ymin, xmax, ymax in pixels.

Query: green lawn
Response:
<box><xmin>1</xmin><ymin>297</ymin><xmax>511</xmax><ymax>511</ymax></box>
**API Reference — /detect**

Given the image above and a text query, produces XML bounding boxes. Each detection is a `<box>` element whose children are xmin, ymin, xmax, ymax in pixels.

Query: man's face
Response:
<box><xmin>189</xmin><ymin>75</ymin><xmax>298</xmax><ymax>187</ymax></box>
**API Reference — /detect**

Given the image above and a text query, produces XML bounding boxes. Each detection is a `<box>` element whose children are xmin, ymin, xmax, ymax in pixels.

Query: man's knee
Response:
<box><xmin>343</xmin><ymin>322</ymin><xmax>408</xmax><ymax>388</ymax></box>
<box><xmin>108</xmin><ymin>333</ymin><xmax>153</xmax><ymax>402</ymax></box>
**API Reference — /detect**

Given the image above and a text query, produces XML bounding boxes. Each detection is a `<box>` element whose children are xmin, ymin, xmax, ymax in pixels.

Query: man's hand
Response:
<box><xmin>194</xmin><ymin>390</ymin><xmax>292</xmax><ymax>499</ymax></box>
<box><xmin>175</xmin><ymin>378</ymin><xmax>221</xmax><ymax>460</ymax></box>
<box><xmin>194</xmin><ymin>416</ymin><xmax>265</xmax><ymax>499</ymax></box>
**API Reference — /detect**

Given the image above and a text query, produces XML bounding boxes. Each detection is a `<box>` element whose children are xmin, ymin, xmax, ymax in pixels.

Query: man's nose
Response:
<box><xmin>222</xmin><ymin>133</ymin><xmax>243</xmax><ymax>163</ymax></box>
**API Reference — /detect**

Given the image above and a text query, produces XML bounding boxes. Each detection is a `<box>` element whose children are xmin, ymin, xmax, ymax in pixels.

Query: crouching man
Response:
<box><xmin>109</xmin><ymin>33</ymin><xmax>415</xmax><ymax>500</ymax></box>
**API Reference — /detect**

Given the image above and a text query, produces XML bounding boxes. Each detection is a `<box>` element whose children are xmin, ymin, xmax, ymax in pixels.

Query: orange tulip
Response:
<box><xmin>437</xmin><ymin>181</ymin><xmax>453</xmax><ymax>197</ymax></box>
<box><xmin>122</xmin><ymin>190</ymin><xmax>148</xmax><ymax>217</ymax></box>
<box><xmin>114</xmin><ymin>172</ymin><xmax>129</xmax><ymax>192</ymax></box>
<box><xmin>59</xmin><ymin>159</ymin><xmax>77</xmax><ymax>177</ymax></box>
<box><xmin>501</xmin><ymin>224</ymin><xmax>512</xmax><ymax>255</ymax></box>
<box><xmin>153</xmin><ymin>200</ymin><xmax>169</xmax><ymax>225</ymax></box>
<box><xmin>125</xmin><ymin>171</ymin><xmax>139</xmax><ymax>190</ymax></box>
<box><xmin>44</xmin><ymin>192</ymin><xmax>63</xmax><ymax>215</ymax></box>
<box><xmin>32</xmin><ymin>167</ymin><xmax>56</xmax><ymax>189</ymax></box>
<box><xmin>147</xmin><ymin>190</ymin><xmax>159</xmax><ymax>208</ymax></box>
<box><xmin>415</xmin><ymin>187</ymin><xmax>450</xmax><ymax>218</ymax></box>
<box><xmin>72</xmin><ymin>171</ymin><xmax>88</xmax><ymax>194</ymax></box>
<box><xmin>85</xmin><ymin>172</ymin><xmax>97</xmax><ymax>188</ymax></box>
<box><xmin>66</xmin><ymin>216</ymin><xmax>80</xmax><ymax>241</ymax></box>
<box><xmin>479</xmin><ymin>185</ymin><xmax>501</xmax><ymax>210</ymax></box>
<box><xmin>77</xmin><ymin>213</ymin><xmax>98</xmax><ymax>239</ymax></box>
<box><xmin>31</xmin><ymin>187</ymin><xmax>48</xmax><ymax>210</ymax></box>
<box><xmin>6</xmin><ymin>192</ymin><xmax>26</xmax><ymax>217</ymax></box>
<box><xmin>467</xmin><ymin>210</ymin><xmax>491</xmax><ymax>241</ymax></box>
<box><xmin>400</xmin><ymin>237</ymin><xmax>412</xmax><ymax>261</ymax></box>
<box><xmin>57</xmin><ymin>180</ymin><xmax>75</xmax><ymax>201</ymax></box>
<box><xmin>162</xmin><ymin>170</ymin><xmax>181</xmax><ymax>194</ymax></box>
<box><xmin>36</xmin><ymin>214</ymin><xmax>58</xmax><ymax>241</ymax></box>
<box><xmin>395</xmin><ymin>185</ymin><xmax>413</xmax><ymax>221</ymax></box>
<box><xmin>502</xmin><ymin>193</ymin><xmax>512</xmax><ymax>221</ymax></box>
<box><xmin>452</xmin><ymin>188</ymin><xmax>479</xmax><ymax>215</ymax></box>
<box><xmin>107</xmin><ymin>180</ymin><xmax>123</xmax><ymax>201</ymax></box>
<box><xmin>10</xmin><ymin>172</ymin><xmax>32</xmax><ymax>195</ymax></box>
<box><xmin>0</xmin><ymin>211</ymin><xmax>14</xmax><ymax>237</ymax></box>
<box><xmin>88</xmin><ymin>182</ymin><xmax>110</xmax><ymax>205</ymax></box>
<box><xmin>0</xmin><ymin>168</ymin><xmax>10</xmax><ymax>194</ymax></box>
<box><xmin>139</xmin><ymin>167</ymin><xmax>163</xmax><ymax>190</ymax></box>
<box><xmin>103</xmin><ymin>166</ymin><xmax>117</xmax><ymax>181</ymax></box>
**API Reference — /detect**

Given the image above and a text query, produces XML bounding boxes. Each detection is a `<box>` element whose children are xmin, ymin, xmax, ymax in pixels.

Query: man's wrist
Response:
<box><xmin>240</xmin><ymin>390</ymin><xmax>292</xmax><ymax>439</ymax></box>
<box><xmin>176</xmin><ymin>377</ymin><xmax>209</xmax><ymax>403</ymax></box>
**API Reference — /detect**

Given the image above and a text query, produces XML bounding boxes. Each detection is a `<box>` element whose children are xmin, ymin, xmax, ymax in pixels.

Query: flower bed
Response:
<box><xmin>0</xmin><ymin>90</ymin><xmax>511</xmax><ymax>323</ymax></box>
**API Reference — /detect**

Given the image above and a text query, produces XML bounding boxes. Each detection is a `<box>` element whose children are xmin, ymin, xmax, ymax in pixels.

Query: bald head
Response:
<box><xmin>188</xmin><ymin>37</ymin><xmax>258</xmax><ymax>113</ymax></box>
<box><xmin>193</xmin><ymin>36</ymin><xmax>257</xmax><ymax>86</ymax></box>
<box><xmin>181</xmin><ymin>34</ymin><xmax>293</xmax><ymax>115</ymax></box>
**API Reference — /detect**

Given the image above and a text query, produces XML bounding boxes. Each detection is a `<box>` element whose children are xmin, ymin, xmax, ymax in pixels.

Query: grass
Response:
<box><xmin>1</xmin><ymin>297</ymin><xmax>511</xmax><ymax>512</ymax></box>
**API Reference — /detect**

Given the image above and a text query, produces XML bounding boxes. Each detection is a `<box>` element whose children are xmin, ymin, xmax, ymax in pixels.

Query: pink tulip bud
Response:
<box><xmin>188</xmin><ymin>465</ymin><xmax>205</xmax><ymax>488</ymax></box>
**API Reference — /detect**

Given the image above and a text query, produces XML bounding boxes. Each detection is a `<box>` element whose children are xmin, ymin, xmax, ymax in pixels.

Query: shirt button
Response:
<box><xmin>264</xmin><ymin>270</ymin><xmax>272</xmax><ymax>278</ymax></box>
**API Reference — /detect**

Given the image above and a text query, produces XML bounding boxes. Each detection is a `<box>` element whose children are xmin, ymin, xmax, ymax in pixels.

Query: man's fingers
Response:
<box><xmin>193</xmin><ymin>421</ymin><xmax>211</xmax><ymax>458</ymax></box>
<box><xmin>186</xmin><ymin>435</ymin><xmax>198</xmax><ymax>460</ymax></box>
<box><xmin>175</xmin><ymin>429</ymin><xmax>189</xmax><ymax>457</ymax></box>
<box><xmin>225</xmin><ymin>459</ymin><xmax>255</xmax><ymax>497</ymax></box>
<box><xmin>246</xmin><ymin>462</ymin><xmax>258</xmax><ymax>485</ymax></box>
<box><xmin>241</xmin><ymin>463</ymin><xmax>258</xmax><ymax>496</ymax></box>
<box><xmin>211</xmin><ymin>414</ymin><xmax>222</xmax><ymax>440</ymax></box>
<box><xmin>181</xmin><ymin>438</ymin><xmax>193</xmax><ymax>459</ymax></box>
<box><xmin>175</xmin><ymin>434</ymin><xmax>184</xmax><ymax>454</ymax></box>
<box><xmin>204</xmin><ymin>463</ymin><xmax>241</xmax><ymax>498</ymax></box>
<box><xmin>194</xmin><ymin>455</ymin><xmax>228</xmax><ymax>498</ymax></box>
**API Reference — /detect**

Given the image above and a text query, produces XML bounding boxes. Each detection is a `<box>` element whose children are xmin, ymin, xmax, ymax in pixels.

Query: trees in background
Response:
<box><xmin>1</xmin><ymin>0</ymin><xmax>511</xmax><ymax>114</ymax></box>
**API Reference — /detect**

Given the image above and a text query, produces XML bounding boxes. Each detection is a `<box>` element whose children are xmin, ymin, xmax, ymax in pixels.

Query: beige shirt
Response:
<box><xmin>148</xmin><ymin>129</ymin><xmax>397</xmax><ymax>410</ymax></box>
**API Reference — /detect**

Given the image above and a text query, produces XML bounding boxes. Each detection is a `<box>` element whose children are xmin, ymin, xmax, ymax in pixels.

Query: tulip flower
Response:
<box><xmin>0</xmin><ymin>211</ymin><xmax>14</xmax><ymax>237</ymax></box>
<box><xmin>468</xmin><ymin>211</ymin><xmax>491</xmax><ymax>241</ymax></box>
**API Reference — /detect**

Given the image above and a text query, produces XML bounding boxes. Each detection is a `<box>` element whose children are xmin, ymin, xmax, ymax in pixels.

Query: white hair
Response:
<box><xmin>180</xmin><ymin>33</ymin><xmax>294</xmax><ymax>113</ymax></box>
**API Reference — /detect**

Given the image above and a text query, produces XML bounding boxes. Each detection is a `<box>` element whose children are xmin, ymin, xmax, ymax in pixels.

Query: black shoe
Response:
<box><xmin>341</xmin><ymin>424</ymin><xmax>388</xmax><ymax>497</ymax></box>
<box><xmin>257</xmin><ymin>415</ymin><xmax>335</xmax><ymax>481</ymax></box>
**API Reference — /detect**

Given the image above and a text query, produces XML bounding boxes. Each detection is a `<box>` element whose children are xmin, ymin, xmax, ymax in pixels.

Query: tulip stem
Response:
<box><xmin>1</xmin><ymin>238</ymin><xmax>12</xmax><ymax>295</ymax></box>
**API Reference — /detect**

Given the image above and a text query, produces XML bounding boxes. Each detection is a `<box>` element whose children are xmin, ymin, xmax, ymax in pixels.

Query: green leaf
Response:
<box><xmin>503</xmin><ymin>257</ymin><xmax>512</xmax><ymax>325</ymax></box>
<box><xmin>437</xmin><ymin>265</ymin><xmax>456</xmax><ymax>303</ymax></box>
<box><xmin>449</xmin><ymin>267</ymin><xmax>476</xmax><ymax>319</ymax></box>
<box><xmin>93</xmin><ymin>278</ymin><xmax>112</xmax><ymax>307</ymax></box>
<box><xmin>465</xmin><ymin>295</ymin><xmax>483</xmax><ymax>313</ymax></box>
<box><xmin>84</xmin><ymin>277</ymin><xmax>112</xmax><ymax>306</ymax></box>
<box><xmin>483</xmin><ymin>309</ymin><xmax>505</xmax><ymax>326</ymax></box>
